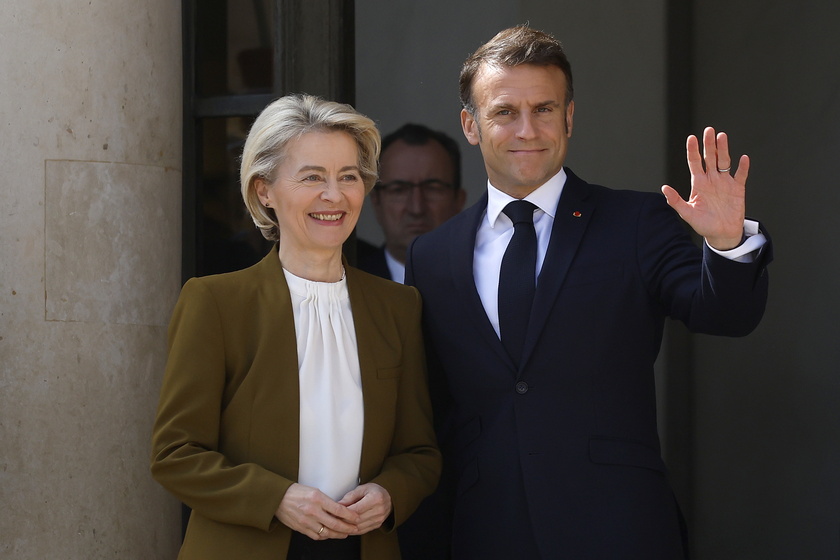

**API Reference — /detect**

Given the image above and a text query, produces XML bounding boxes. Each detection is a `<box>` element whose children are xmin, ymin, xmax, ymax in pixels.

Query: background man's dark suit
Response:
<box><xmin>406</xmin><ymin>169</ymin><xmax>772</xmax><ymax>559</ymax></box>
<box><xmin>356</xmin><ymin>239</ymin><xmax>392</xmax><ymax>281</ymax></box>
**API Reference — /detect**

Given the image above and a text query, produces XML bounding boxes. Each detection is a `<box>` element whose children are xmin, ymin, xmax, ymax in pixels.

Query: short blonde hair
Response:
<box><xmin>240</xmin><ymin>94</ymin><xmax>381</xmax><ymax>241</ymax></box>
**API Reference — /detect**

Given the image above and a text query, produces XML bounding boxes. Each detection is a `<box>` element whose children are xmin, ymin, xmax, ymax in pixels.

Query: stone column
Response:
<box><xmin>0</xmin><ymin>2</ymin><xmax>182</xmax><ymax>557</ymax></box>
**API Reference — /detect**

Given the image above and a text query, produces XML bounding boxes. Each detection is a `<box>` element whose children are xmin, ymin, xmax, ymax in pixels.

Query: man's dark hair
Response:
<box><xmin>380</xmin><ymin>123</ymin><xmax>462</xmax><ymax>190</ymax></box>
<box><xmin>459</xmin><ymin>25</ymin><xmax>574</xmax><ymax>116</ymax></box>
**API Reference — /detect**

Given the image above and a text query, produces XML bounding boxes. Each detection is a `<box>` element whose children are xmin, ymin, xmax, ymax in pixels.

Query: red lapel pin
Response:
<box><xmin>572</xmin><ymin>211</ymin><xmax>582</xmax><ymax>218</ymax></box>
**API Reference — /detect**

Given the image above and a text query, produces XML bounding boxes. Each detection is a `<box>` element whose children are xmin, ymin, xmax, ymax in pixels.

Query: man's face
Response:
<box><xmin>371</xmin><ymin>139</ymin><xmax>465</xmax><ymax>262</ymax></box>
<box><xmin>461</xmin><ymin>63</ymin><xmax>574</xmax><ymax>199</ymax></box>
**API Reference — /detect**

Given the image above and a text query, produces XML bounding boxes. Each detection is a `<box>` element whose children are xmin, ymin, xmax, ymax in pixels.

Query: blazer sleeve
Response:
<box><xmin>638</xmin><ymin>194</ymin><xmax>772</xmax><ymax>336</ymax></box>
<box><xmin>365</xmin><ymin>287</ymin><xmax>442</xmax><ymax>529</ymax></box>
<box><xmin>150</xmin><ymin>278</ymin><xmax>291</xmax><ymax>532</ymax></box>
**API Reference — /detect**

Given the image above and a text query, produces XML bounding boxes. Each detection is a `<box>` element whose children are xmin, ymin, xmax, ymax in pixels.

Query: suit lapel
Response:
<box><xmin>452</xmin><ymin>193</ymin><xmax>517</xmax><ymax>370</ymax></box>
<box><xmin>520</xmin><ymin>170</ymin><xmax>595</xmax><ymax>369</ymax></box>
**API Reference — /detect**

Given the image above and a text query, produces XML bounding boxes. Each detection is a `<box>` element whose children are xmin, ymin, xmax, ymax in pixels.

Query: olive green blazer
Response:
<box><xmin>151</xmin><ymin>247</ymin><xmax>441</xmax><ymax>560</ymax></box>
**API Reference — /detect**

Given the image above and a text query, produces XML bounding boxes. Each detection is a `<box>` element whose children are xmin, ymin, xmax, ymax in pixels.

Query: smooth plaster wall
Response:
<box><xmin>690</xmin><ymin>3</ymin><xmax>840</xmax><ymax>558</ymax></box>
<box><xmin>0</xmin><ymin>2</ymin><xmax>183</xmax><ymax>557</ymax></box>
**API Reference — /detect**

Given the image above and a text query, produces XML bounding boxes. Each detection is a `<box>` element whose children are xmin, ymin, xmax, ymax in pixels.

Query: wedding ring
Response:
<box><xmin>717</xmin><ymin>167</ymin><xmax>731</xmax><ymax>173</ymax></box>
<box><xmin>318</xmin><ymin>525</ymin><xmax>325</xmax><ymax>535</ymax></box>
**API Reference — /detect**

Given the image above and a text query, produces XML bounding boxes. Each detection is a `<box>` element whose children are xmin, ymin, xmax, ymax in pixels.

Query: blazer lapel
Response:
<box><xmin>344</xmin><ymin>264</ymin><xmax>387</xmax><ymax>481</ymax></box>
<box><xmin>252</xmin><ymin>246</ymin><xmax>302</xmax><ymax>477</ymax></box>
<box><xmin>451</xmin><ymin>193</ymin><xmax>517</xmax><ymax>371</ymax></box>
<box><xmin>520</xmin><ymin>170</ymin><xmax>594</xmax><ymax>369</ymax></box>
<box><xmin>345</xmin><ymin>262</ymin><xmax>377</xmax><ymax>398</ymax></box>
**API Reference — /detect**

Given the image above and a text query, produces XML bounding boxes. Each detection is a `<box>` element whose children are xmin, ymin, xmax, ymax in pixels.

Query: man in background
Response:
<box><xmin>357</xmin><ymin>123</ymin><xmax>466</xmax><ymax>283</ymax></box>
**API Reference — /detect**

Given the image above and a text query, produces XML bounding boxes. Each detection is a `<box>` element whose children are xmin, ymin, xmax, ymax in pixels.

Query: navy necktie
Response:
<box><xmin>498</xmin><ymin>200</ymin><xmax>537</xmax><ymax>364</ymax></box>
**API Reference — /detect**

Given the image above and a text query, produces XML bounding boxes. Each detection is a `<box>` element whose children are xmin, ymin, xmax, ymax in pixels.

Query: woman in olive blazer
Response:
<box><xmin>150</xmin><ymin>95</ymin><xmax>440</xmax><ymax>560</ymax></box>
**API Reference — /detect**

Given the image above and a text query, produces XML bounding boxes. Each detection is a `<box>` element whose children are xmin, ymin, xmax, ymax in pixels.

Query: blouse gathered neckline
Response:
<box><xmin>282</xmin><ymin>266</ymin><xmax>363</xmax><ymax>501</ymax></box>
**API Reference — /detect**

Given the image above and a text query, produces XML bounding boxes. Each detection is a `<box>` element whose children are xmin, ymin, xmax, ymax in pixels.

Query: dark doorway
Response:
<box><xmin>182</xmin><ymin>0</ymin><xmax>356</xmax><ymax>281</ymax></box>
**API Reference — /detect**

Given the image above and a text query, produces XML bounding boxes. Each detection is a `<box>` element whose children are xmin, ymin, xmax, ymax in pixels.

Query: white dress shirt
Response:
<box><xmin>474</xmin><ymin>169</ymin><xmax>767</xmax><ymax>338</ymax></box>
<box><xmin>284</xmin><ymin>268</ymin><xmax>364</xmax><ymax>501</ymax></box>
<box><xmin>384</xmin><ymin>249</ymin><xmax>406</xmax><ymax>284</ymax></box>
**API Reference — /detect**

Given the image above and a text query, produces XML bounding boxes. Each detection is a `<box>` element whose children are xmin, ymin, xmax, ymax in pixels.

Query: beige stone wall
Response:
<box><xmin>0</xmin><ymin>2</ymin><xmax>183</xmax><ymax>557</ymax></box>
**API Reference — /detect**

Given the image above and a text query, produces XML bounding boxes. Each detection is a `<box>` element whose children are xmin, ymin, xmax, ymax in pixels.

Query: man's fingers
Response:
<box><xmin>661</xmin><ymin>185</ymin><xmax>687</xmax><ymax>213</ymax></box>
<box><xmin>715</xmin><ymin>131</ymin><xmax>731</xmax><ymax>172</ymax></box>
<box><xmin>733</xmin><ymin>154</ymin><xmax>750</xmax><ymax>184</ymax></box>
<box><xmin>702</xmin><ymin>127</ymin><xmax>719</xmax><ymax>172</ymax></box>
<box><xmin>685</xmin><ymin>135</ymin><xmax>705</xmax><ymax>177</ymax></box>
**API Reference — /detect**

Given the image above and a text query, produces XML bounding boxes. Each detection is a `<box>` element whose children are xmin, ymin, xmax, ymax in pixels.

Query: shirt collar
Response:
<box><xmin>383</xmin><ymin>248</ymin><xmax>406</xmax><ymax>284</ymax></box>
<box><xmin>486</xmin><ymin>168</ymin><xmax>567</xmax><ymax>228</ymax></box>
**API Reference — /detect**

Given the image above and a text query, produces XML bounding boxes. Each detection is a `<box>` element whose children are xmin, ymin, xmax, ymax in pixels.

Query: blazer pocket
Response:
<box><xmin>376</xmin><ymin>365</ymin><xmax>401</xmax><ymax>379</ymax></box>
<box><xmin>589</xmin><ymin>437</ymin><xmax>666</xmax><ymax>473</ymax></box>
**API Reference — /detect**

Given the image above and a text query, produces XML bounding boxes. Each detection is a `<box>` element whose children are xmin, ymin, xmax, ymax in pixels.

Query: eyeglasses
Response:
<box><xmin>375</xmin><ymin>179</ymin><xmax>456</xmax><ymax>202</ymax></box>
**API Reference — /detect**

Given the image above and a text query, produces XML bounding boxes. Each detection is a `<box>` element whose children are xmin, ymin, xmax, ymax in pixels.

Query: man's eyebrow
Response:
<box><xmin>489</xmin><ymin>99</ymin><xmax>562</xmax><ymax>111</ymax></box>
<box><xmin>488</xmin><ymin>102</ymin><xmax>516</xmax><ymax>112</ymax></box>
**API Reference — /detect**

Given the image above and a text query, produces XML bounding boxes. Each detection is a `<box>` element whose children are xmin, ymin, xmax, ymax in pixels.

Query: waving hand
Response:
<box><xmin>661</xmin><ymin>127</ymin><xmax>749</xmax><ymax>250</ymax></box>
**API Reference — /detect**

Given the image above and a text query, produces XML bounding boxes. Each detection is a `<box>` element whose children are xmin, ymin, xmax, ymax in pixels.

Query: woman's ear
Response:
<box><xmin>255</xmin><ymin>178</ymin><xmax>270</xmax><ymax>207</ymax></box>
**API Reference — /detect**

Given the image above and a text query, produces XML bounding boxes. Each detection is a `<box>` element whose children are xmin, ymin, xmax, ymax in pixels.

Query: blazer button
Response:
<box><xmin>515</xmin><ymin>381</ymin><xmax>529</xmax><ymax>394</ymax></box>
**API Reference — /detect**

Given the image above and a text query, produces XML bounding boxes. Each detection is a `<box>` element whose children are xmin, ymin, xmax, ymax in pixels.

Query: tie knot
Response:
<box><xmin>503</xmin><ymin>200</ymin><xmax>537</xmax><ymax>226</ymax></box>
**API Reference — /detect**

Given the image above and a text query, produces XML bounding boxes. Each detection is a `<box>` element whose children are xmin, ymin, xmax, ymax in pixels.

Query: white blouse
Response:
<box><xmin>283</xmin><ymin>268</ymin><xmax>364</xmax><ymax>501</ymax></box>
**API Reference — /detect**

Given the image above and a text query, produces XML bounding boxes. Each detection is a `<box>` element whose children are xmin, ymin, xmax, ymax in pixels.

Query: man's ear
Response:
<box><xmin>565</xmin><ymin>100</ymin><xmax>575</xmax><ymax>138</ymax></box>
<box><xmin>461</xmin><ymin>109</ymin><xmax>480</xmax><ymax>146</ymax></box>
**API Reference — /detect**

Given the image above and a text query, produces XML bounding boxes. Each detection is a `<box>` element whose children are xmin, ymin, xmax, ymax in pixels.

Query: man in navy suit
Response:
<box><xmin>405</xmin><ymin>25</ymin><xmax>772</xmax><ymax>559</ymax></box>
<box><xmin>357</xmin><ymin>124</ymin><xmax>465</xmax><ymax>282</ymax></box>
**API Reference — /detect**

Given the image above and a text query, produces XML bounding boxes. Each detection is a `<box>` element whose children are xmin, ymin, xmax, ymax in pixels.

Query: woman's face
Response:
<box><xmin>257</xmin><ymin>130</ymin><xmax>365</xmax><ymax>257</ymax></box>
